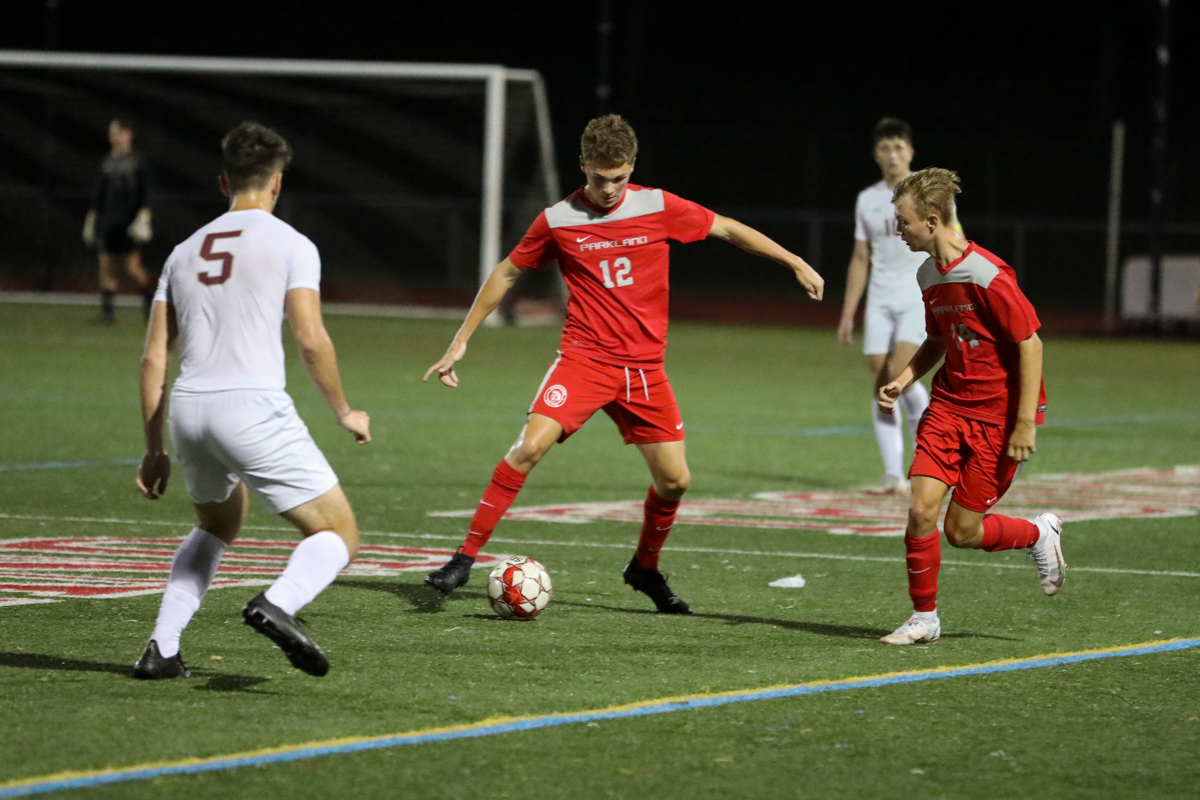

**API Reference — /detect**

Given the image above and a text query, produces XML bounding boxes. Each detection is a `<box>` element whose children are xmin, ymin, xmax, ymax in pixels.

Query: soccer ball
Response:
<box><xmin>487</xmin><ymin>556</ymin><xmax>552</xmax><ymax>619</ymax></box>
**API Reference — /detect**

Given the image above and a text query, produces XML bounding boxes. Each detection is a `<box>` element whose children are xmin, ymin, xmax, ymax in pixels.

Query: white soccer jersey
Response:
<box><xmin>854</xmin><ymin>180</ymin><xmax>927</xmax><ymax>306</ymax></box>
<box><xmin>154</xmin><ymin>209</ymin><xmax>321</xmax><ymax>394</ymax></box>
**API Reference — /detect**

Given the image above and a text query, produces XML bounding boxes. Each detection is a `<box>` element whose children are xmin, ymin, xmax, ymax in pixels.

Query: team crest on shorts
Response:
<box><xmin>543</xmin><ymin>384</ymin><xmax>568</xmax><ymax>408</ymax></box>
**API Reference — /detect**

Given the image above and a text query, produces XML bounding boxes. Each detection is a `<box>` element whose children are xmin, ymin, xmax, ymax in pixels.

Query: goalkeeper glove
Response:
<box><xmin>82</xmin><ymin>211</ymin><xmax>96</xmax><ymax>247</ymax></box>
<box><xmin>128</xmin><ymin>215</ymin><xmax>153</xmax><ymax>244</ymax></box>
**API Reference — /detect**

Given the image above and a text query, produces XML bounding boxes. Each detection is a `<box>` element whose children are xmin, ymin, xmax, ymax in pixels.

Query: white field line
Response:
<box><xmin>2</xmin><ymin>512</ymin><xmax>1197</xmax><ymax>580</ymax></box>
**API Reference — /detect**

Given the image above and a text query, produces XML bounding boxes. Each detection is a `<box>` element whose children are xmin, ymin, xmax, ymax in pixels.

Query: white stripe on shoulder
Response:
<box><xmin>918</xmin><ymin>251</ymin><xmax>1000</xmax><ymax>292</ymax></box>
<box><xmin>545</xmin><ymin>188</ymin><xmax>665</xmax><ymax>228</ymax></box>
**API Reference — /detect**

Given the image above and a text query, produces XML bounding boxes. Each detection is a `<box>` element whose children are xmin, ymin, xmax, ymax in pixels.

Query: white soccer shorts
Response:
<box><xmin>863</xmin><ymin>301</ymin><xmax>927</xmax><ymax>356</ymax></box>
<box><xmin>168</xmin><ymin>389</ymin><xmax>339</xmax><ymax>515</ymax></box>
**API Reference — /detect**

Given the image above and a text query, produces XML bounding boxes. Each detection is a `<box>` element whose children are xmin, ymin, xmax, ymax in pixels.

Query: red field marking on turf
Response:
<box><xmin>431</xmin><ymin>465</ymin><xmax>1200</xmax><ymax>536</ymax></box>
<box><xmin>0</xmin><ymin>537</ymin><xmax>501</xmax><ymax>608</ymax></box>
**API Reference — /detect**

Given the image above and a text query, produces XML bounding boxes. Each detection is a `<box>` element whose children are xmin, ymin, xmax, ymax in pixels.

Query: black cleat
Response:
<box><xmin>133</xmin><ymin>639</ymin><xmax>190</xmax><ymax>679</ymax></box>
<box><xmin>242</xmin><ymin>593</ymin><xmax>330</xmax><ymax>677</ymax></box>
<box><xmin>425</xmin><ymin>552</ymin><xmax>475</xmax><ymax>594</ymax></box>
<box><xmin>623</xmin><ymin>557</ymin><xmax>692</xmax><ymax>614</ymax></box>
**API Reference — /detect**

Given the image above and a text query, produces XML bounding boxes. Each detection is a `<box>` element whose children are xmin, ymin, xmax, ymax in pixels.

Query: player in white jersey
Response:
<box><xmin>837</xmin><ymin>118</ymin><xmax>932</xmax><ymax>494</ymax></box>
<box><xmin>133</xmin><ymin>122</ymin><xmax>370</xmax><ymax>679</ymax></box>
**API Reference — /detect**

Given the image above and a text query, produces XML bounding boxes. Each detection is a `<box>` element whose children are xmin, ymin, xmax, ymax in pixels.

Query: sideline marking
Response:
<box><xmin>0</xmin><ymin>458</ymin><xmax>140</xmax><ymax>473</ymax></box>
<box><xmin>2</xmin><ymin>514</ymin><xmax>1198</xmax><ymax>580</ymax></box>
<box><xmin>1</xmin><ymin>637</ymin><xmax>1197</xmax><ymax>798</ymax></box>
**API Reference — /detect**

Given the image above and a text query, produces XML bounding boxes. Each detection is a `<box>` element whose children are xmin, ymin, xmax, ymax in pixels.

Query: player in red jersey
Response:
<box><xmin>876</xmin><ymin>168</ymin><xmax>1065</xmax><ymax>645</ymax></box>
<box><xmin>423</xmin><ymin>114</ymin><xmax>824</xmax><ymax>612</ymax></box>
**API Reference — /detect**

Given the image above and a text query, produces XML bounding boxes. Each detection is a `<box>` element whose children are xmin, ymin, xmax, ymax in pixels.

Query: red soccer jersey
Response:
<box><xmin>918</xmin><ymin>242</ymin><xmax>1047</xmax><ymax>427</ymax></box>
<box><xmin>508</xmin><ymin>184</ymin><xmax>715</xmax><ymax>367</ymax></box>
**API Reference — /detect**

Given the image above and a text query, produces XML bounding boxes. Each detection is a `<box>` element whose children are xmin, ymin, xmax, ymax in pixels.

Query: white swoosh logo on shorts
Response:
<box><xmin>576</xmin><ymin>235</ymin><xmax>592</xmax><ymax>242</ymax></box>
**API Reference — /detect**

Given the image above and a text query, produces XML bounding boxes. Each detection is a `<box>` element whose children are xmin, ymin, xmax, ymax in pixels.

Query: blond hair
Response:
<box><xmin>892</xmin><ymin>167</ymin><xmax>960</xmax><ymax>225</ymax></box>
<box><xmin>580</xmin><ymin>114</ymin><xmax>638</xmax><ymax>168</ymax></box>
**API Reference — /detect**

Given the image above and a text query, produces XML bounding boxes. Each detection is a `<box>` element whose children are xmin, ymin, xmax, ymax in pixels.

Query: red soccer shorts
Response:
<box><xmin>528</xmin><ymin>350</ymin><xmax>684</xmax><ymax>445</ymax></box>
<box><xmin>909</xmin><ymin>401</ymin><xmax>1021</xmax><ymax>513</ymax></box>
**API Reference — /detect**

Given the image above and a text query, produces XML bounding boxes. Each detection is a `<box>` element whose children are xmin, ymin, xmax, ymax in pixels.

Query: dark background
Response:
<box><xmin>2</xmin><ymin>0</ymin><xmax>1196</xmax><ymax>319</ymax></box>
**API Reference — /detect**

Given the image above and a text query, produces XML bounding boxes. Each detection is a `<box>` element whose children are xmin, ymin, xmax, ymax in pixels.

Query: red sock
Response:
<box><xmin>979</xmin><ymin>514</ymin><xmax>1039</xmax><ymax>552</ymax></box>
<box><xmin>459</xmin><ymin>460</ymin><xmax>527</xmax><ymax>558</ymax></box>
<box><xmin>635</xmin><ymin>486</ymin><xmax>680</xmax><ymax>571</ymax></box>
<box><xmin>905</xmin><ymin>532</ymin><xmax>941</xmax><ymax>613</ymax></box>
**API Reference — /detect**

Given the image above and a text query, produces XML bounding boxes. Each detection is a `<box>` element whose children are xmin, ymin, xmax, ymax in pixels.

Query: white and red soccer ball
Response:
<box><xmin>487</xmin><ymin>556</ymin><xmax>552</xmax><ymax>619</ymax></box>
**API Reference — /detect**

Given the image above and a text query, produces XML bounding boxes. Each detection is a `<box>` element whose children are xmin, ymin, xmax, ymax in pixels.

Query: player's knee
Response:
<box><xmin>942</xmin><ymin>517</ymin><xmax>982</xmax><ymax>549</ymax></box>
<box><xmin>509</xmin><ymin>440</ymin><xmax>549</xmax><ymax>471</ymax></box>
<box><xmin>656</xmin><ymin>470</ymin><xmax>690</xmax><ymax>500</ymax></box>
<box><xmin>907</xmin><ymin>498</ymin><xmax>940</xmax><ymax>533</ymax></box>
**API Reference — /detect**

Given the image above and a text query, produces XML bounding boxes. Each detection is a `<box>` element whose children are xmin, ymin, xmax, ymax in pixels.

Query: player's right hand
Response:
<box><xmin>338</xmin><ymin>410</ymin><xmax>371</xmax><ymax>444</ymax></box>
<box><xmin>423</xmin><ymin>341</ymin><xmax>467</xmax><ymax>388</ymax></box>
<box><xmin>837</xmin><ymin>315</ymin><xmax>855</xmax><ymax>345</ymax></box>
<box><xmin>82</xmin><ymin>212</ymin><xmax>96</xmax><ymax>247</ymax></box>
<box><xmin>136</xmin><ymin>451</ymin><xmax>171</xmax><ymax>499</ymax></box>
<box><xmin>877</xmin><ymin>381</ymin><xmax>903</xmax><ymax>415</ymax></box>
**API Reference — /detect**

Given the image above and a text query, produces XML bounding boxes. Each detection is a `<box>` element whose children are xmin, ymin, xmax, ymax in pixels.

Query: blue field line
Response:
<box><xmin>2</xmin><ymin>638</ymin><xmax>1196</xmax><ymax>798</ymax></box>
<box><xmin>0</xmin><ymin>458</ymin><xmax>141</xmax><ymax>473</ymax></box>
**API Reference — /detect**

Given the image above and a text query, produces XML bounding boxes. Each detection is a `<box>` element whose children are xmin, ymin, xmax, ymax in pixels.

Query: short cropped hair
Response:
<box><xmin>873</xmin><ymin>116</ymin><xmax>912</xmax><ymax>144</ymax></box>
<box><xmin>221</xmin><ymin>122</ymin><xmax>293</xmax><ymax>193</ymax></box>
<box><xmin>580</xmin><ymin>114</ymin><xmax>638</xmax><ymax>167</ymax></box>
<box><xmin>892</xmin><ymin>167</ymin><xmax>960</xmax><ymax>224</ymax></box>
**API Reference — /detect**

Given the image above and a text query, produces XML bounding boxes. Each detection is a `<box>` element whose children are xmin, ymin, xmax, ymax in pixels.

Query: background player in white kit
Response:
<box><xmin>837</xmin><ymin>118</ymin><xmax>933</xmax><ymax>494</ymax></box>
<box><xmin>133</xmin><ymin>122</ymin><xmax>370</xmax><ymax>679</ymax></box>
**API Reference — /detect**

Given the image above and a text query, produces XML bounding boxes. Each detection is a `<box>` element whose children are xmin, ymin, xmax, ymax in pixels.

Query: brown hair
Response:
<box><xmin>580</xmin><ymin>114</ymin><xmax>638</xmax><ymax>167</ymax></box>
<box><xmin>892</xmin><ymin>167</ymin><xmax>960</xmax><ymax>225</ymax></box>
<box><xmin>221</xmin><ymin>121</ymin><xmax>293</xmax><ymax>193</ymax></box>
<box><xmin>873</xmin><ymin>117</ymin><xmax>912</xmax><ymax>144</ymax></box>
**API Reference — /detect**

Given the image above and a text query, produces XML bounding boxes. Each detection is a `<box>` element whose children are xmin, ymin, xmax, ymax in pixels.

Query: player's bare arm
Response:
<box><xmin>1007</xmin><ymin>332</ymin><xmax>1043</xmax><ymax>462</ymax></box>
<box><xmin>838</xmin><ymin>240</ymin><xmax>871</xmax><ymax>344</ymax></box>
<box><xmin>137</xmin><ymin>301</ymin><xmax>176</xmax><ymax>499</ymax></box>
<box><xmin>424</xmin><ymin>257</ymin><xmax>523</xmax><ymax>387</ymax></box>
<box><xmin>878</xmin><ymin>335</ymin><xmax>946</xmax><ymax>414</ymax></box>
<box><xmin>707</xmin><ymin>214</ymin><xmax>824</xmax><ymax>300</ymax></box>
<box><xmin>285</xmin><ymin>287</ymin><xmax>371</xmax><ymax>444</ymax></box>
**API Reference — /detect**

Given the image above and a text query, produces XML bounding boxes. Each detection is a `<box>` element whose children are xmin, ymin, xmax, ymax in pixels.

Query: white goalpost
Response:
<box><xmin>0</xmin><ymin>50</ymin><xmax>561</xmax><ymax>305</ymax></box>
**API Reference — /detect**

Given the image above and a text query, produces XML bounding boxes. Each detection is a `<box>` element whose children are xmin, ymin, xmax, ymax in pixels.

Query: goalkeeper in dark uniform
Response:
<box><xmin>82</xmin><ymin>118</ymin><xmax>155</xmax><ymax>323</ymax></box>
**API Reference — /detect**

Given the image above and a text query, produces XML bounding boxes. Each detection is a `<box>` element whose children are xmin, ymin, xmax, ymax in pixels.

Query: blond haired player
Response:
<box><xmin>878</xmin><ymin>168</ymin><xmax>1064</xmax><ymax>646</ymax></box>
<box><xmin>838</xmin><ymin>118</ymin><xmax>932</xmax><ymax>494</ymax></box>
<box><xmin>134</xmin><ymin>122</ymin><xmax>370</xmax><ymax>678</ymax></box>
<box><xmin>424</xmin><ymin>114</ymin><xmax>824</xmax><ymax>612</ymax></box>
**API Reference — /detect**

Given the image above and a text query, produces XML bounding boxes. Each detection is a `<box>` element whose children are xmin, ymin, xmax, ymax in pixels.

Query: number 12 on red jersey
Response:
<box><xmin>599</xmin><ymin>257</ymin><xmax>633</xmax><ymax>288</ymax></box>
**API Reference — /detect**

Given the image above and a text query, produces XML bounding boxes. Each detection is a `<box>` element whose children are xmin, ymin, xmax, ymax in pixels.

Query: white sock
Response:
<box><xmin>151</xmin><ymin>528</ymin><xmax>227</xmax><ymax>658</ymax></box>
<box><xmin>264</xmin><ymin>531</ymin><xmax>350</xmax><ymax>616</ymax></box>
<box><xmin>872</xmin><ymin>400</ymin><xmax>904</xmax><ymax>479</ymax></box>
<box><xmin>899</xmin><ymin>381</ymin><xmax>930</xmax><ymax>440</ymax></box>
<box><xmin>913</xmin><ymin>609</ymin><xmax>939</xmax><ymax>623</ymax></box>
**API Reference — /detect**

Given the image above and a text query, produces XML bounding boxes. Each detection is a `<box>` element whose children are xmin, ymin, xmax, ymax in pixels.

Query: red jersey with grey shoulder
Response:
<box><xmin>509</xmin><ymin>185</ymin><xmax>715</xmax><ymax>367</ymax></box>
<box><xmin>918</xmin><ymin>242</ymin><xmax>1047</xmax><ymax>427</ymax></box>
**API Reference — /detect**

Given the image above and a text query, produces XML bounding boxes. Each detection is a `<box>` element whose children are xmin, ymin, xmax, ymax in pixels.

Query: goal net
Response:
<box><xmin>0</xmin><ymin>51</ymin><xmax>560</xmax><ymax>309</ymax></box>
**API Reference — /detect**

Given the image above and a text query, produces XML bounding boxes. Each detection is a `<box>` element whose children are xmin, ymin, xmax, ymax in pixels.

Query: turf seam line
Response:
<box><xmin>3</xmin><ymin>513</ymin><xmax>1199</xmax><ymax>579</ymax></box>
<box><xmin>2</xmin><ymin>637</ymin><xmax>1197</xmax><ymax>798</ymax></box>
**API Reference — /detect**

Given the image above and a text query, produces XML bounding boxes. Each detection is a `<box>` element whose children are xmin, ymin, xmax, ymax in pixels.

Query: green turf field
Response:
<box><xmin>1</xmin><ymin>303</ymin><xmax>1198</xmax><ymax>799</ymax></box>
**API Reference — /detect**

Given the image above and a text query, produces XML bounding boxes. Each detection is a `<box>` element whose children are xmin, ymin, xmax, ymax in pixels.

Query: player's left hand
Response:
<box><xmin>127</xmin><ymin>216</ymin><xmax>153</xmax><ymax>244</ymax></box>
<box><xmin>1006</xmin><ymin>420</ymin><xmax>1037</xmax><ymax>462</ymax></box>
<box><xmin>136</xmin><ymin>451</ymin><xmax>171</xmax><ymax>499</ymax></box>
<box><xmin>794</xmin><ymin>261</ymin><xmax>825</xmax><ymax>301</ymax></box>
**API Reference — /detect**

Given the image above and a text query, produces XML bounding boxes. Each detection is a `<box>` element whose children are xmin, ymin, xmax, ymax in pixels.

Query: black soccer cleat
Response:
<box><xmin>133</xmin><ymin>639</ymin><xmax>190</xmax><ymax>680</ymax></box>
<box><xmin>242</xmin><ymin>593</ymin><xmax>330</xmax><ymax>677</ymax></box>
<box><xmin>425</xmin><ymin>552</ymin><xmax>475</xmax><ymax>594</ymax></box>
<box><xmin>623</xmin><ymin>557</ymin><xmax>692</xmax><ymax>614</ymax></box>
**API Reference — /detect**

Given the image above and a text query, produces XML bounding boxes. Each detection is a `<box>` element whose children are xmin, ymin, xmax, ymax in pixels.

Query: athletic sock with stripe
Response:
<box><xmin>459</xmin><ymin>459</ymin><xmax>528</xmax><ymax>558</ymax></box>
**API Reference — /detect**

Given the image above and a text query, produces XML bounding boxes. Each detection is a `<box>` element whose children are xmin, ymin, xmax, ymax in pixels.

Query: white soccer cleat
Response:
<box><xmin>880</xmin><ymin>614</ymin><xmax>941</xmax><ymax>645</ymax></box>
<box><xmin>866</xmin><ymin>474</ymin><xmax>909</xmax><ymax>496</ymax></box>
<box><xmin>1028</xmin><ymin>513</ymin><xmax>1066</xmax><ymax>596</ymax></box>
